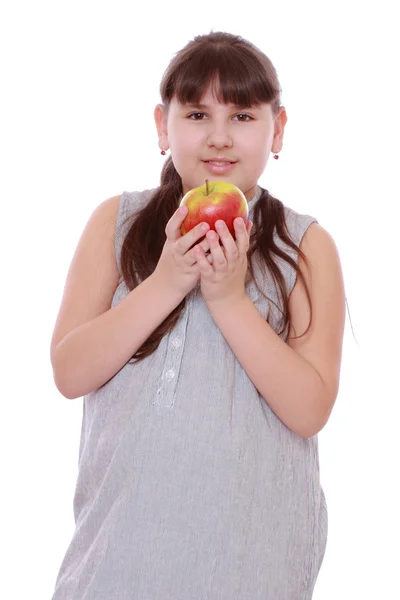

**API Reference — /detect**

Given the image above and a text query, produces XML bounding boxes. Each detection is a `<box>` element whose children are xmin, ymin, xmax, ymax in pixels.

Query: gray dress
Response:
<box><xmin>51</xmin><ymin>185</ymin><xmax>328</xmax><ymax>600</ymax></box>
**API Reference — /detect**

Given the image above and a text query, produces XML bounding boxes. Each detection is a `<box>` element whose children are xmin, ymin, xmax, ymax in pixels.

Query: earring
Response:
<box><xmin>273</xmin><ymin>152</ymin><xmax>279</xmax><ymax>160</ymax></box>
<box><xmin>161</xmin><ymin>149</ymin><xmax>167</xmax><ymax>155</ymax></box>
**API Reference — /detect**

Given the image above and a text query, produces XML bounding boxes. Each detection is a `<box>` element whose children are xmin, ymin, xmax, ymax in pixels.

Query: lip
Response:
<box><xmin>203</xmin><ymin>157</ymin><xmax>237</xmax><ymax>162</ymax></box>
<box><xmin>202</xmin><ymin>160</ymin><xmax>238</xmax><ymax>175</ymax></box>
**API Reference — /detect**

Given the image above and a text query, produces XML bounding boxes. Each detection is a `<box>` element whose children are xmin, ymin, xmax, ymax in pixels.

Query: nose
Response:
<box><xmin>206</xmin><ymin>123</ymin><xmax>233</xmax><ymax>149</ymax></box>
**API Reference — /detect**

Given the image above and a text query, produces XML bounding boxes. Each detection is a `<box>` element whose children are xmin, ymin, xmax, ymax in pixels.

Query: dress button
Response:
<box><xmin>172</xmin><ymin>337</ymin><xmax>181</xmax><ymax>348</ymax></box>
<box><xmin>165</xmin><ymin>368</ymin><xmax>175</xmax><ymax>381</ymax></box>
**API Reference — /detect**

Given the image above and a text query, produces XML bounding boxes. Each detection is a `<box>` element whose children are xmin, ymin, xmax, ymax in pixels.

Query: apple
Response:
<box><xmin>180</xmin><ymin>179</ymin><xmax>249</xmax><ymax>239</ymax></box>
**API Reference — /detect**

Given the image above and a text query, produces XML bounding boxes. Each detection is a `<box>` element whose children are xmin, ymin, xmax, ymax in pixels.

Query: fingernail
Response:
<box><xmin>201</xmin><ymin>223</ymin><xmax>210</xmax><ymax>231</ymax></box>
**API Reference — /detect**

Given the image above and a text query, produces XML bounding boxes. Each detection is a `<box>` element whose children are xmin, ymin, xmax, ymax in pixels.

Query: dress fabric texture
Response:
<box><xmin>51</xmin><ymin>185</ymin><xmax>328</xmax><ymax>600</ymax></box>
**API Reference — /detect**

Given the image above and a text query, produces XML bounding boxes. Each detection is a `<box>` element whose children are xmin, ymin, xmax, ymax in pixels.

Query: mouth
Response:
<box><xmin>202</xmin><ymin>160</ymin><xmax>238</xmax><ymax>174</ymax></box>
<box><xmin>202</xmin><ymin>160</ymin><xmax>237</xmax><ymax>165</ymax></box>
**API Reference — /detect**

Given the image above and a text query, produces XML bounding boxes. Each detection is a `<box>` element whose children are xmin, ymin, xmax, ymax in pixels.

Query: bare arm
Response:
<box><xmin>52</xmin><ymin>273</ymin><xmax>183</xmax><ymax>399</ymax></box>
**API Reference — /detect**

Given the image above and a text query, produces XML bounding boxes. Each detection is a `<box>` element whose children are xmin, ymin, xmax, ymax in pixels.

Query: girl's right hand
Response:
<box><xmin>153</xmin><ymin>205</ymin><xmax>211</xmax><ymax>298</ymax></box>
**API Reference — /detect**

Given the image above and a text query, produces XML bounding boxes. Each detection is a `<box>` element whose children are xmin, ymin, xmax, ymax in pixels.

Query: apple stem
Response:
<box><xmin>205</xmin><ymin>179</ymin><xmax>209</xmax><ymax>195</ymax></box>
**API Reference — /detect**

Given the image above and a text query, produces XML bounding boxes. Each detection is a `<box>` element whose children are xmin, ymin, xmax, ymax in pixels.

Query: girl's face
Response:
<box><xmin>155</xmin><ymin>84</ymin><xmax>287</xmax><ymax>201</ymax></box>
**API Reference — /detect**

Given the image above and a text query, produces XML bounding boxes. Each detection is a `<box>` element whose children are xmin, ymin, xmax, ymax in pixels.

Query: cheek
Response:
<box><xmin>170</xmin><ymin>131</ymin><xmax>203</xmax><ymax>163</ymax></box>
<box><xmin>243</xmin><ymin>132</ymin><xmax>270</xmax><ymax>161</ymax></box>
<box><xmin>242</xmin><ymin>140</ymin><xmax>268</xmax><ymax>165</ymax></box>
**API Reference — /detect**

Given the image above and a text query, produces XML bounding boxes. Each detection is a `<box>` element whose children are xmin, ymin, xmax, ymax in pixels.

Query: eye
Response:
<box><xmin>188</xmin><ymin>112</ymin><xmax>207</xmax><ymax>120</ymax></box>
<box><xmin>234</xmin><ymin>113</ymin><xmax>253</xmax><ymax>122</ymax></box>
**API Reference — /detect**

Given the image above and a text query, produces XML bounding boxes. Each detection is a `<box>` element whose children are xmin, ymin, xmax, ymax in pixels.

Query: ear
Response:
<box><xmin>154</xmin><ymin>104</ymin><xmax>169</xmax><ymax>152</ymax></box>
<box><xmin>272</xmin><ymin>106</ymin><xmax>288</xmax><ymax>152</ymax></box>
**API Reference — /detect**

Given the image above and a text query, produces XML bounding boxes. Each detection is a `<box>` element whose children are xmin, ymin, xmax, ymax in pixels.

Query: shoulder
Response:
<box><xmin>282</xmin><ymin>204</ymin><xmax>317</xmax><ymax>240</ymax></box>
<box><xmin>297</xmin><ymin>221</ymin><xmax>341</xmax><ymax>273</ymax></box>
<box><xmin>90</xmin><ymin>193</ymin><xmax>121</xmax><ymax>226</ymax></box>
<box><xmin>86</xmin><ymin>194</ymin><xmax>122</xmax><ymax>247</ymax></box>
<box><xmin>279</xmin><ymin>200</ymin><xmax>332</xmax><ymax>250</ymax></box>
<box><xmin>92</xmin><ymin>193</ymin><xmax>121</xmax><ymax>214</ymax></box>
<box><xmin>99</xmin><ymin>187</ymin><xmax>158</xmax><ymax>218</ymax></box>
<box><xmin>290</xmin><ymin>218</ymin><xmax>344</xmax><ymax>301</ymax></box>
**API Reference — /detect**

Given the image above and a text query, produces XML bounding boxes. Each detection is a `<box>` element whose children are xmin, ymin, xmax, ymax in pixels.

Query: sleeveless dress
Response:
<box><xmin>51</xmin><ymin>185</ymin><xmax>328</xmax><ymax>600</ymax></box>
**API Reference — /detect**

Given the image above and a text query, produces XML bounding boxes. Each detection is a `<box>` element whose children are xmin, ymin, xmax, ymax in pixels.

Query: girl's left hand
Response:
<box><xmin>194</xmin><ymin>217</ymin><xmax>253</xmax><ymax>308</ymax></box>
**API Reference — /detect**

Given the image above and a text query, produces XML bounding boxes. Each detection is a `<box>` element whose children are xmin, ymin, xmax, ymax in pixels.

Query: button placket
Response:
<box><xmin>164</xmin><ymin>368</ymin><xmax>176</xmax><ymax>381</ymax></box>
<box><xmin>153</xmin><ymin>309</ymin><xmax>189</xmax><ymax>408</ymax></box>
<box><xmin>171</xmin><ymin>337</ymin><xmax>181</xmax><ymax>349</ymax></box>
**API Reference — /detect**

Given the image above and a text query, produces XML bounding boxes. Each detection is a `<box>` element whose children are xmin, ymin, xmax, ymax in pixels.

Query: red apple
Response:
<box><xmin>180</xmin><ymin>179</ymin><xmax>249</xmax><ymax>239</ymax></box>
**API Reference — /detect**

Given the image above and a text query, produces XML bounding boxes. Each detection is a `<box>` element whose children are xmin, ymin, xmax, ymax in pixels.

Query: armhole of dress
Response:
<box><xmin>280</xmin><ymin>210</ymin><xmax>318</xmax><ymax>342</ymax></box>
<box><xmin>286</xmin><ymin>212</ymin><xmax>319</xmax><ymax>298</ymax></box>
<box><xmin>114</xmin><ymin>192</ymin><xmax>129</xmax><ymax>280</ymax></box>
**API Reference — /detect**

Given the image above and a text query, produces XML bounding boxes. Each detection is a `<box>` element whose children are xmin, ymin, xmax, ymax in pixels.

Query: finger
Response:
<box><xmin>165</xmin><ymin>205</ymin><xmax>189</xmax><ymax>242</ymax></box>
<box><xmin>199</xmin><ymin>237</ymin><xmax>211</xmax><ymax>253</ymax></box>
<box><xmin>214</xmin><ymin>221</ymin><xmax>239</xmax><ymax>264</ymax></box>
<box><xmin>207</xmin><ymin>229</ymin><xmax>227</xmax><ymax>268</ymax></box>
<box><xmin>194</xmin><ymin>244</ymin><xmax>214</xmax><ymax>273</ymax></box>
<box><xmin>178</xmin><ymin>221</ymin><xmax>211</xmax><ymax>255</ymax></box>
<box><xmin>187</xmin><ymin>236</ymin><xmax>211</xmax><ymax>262</ymax></box>
<box><xmin>215</xmin><ymin>220</ymin><xmax>238</xmax><ymax>261</ymax></box>
<box><xmin>188</xmin><ymin>248</ymin><xmax>213</xmax><ymax>266</ymax></box>
<box><xmin>234</xmin><ymin>217</ymin><xmax>251</xmax><ymax>255</ymax></box>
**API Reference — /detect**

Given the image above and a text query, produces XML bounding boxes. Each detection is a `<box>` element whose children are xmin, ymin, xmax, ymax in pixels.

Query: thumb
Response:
<box><xmin>165</xmin><ymin>205</ymin><xmax>188</xmax><ymax>242</ymax></box>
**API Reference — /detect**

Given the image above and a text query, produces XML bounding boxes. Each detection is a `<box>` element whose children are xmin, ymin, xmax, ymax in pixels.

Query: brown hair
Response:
<box><xmin>120</xmin><ymin>32</ymin><xmax>336</xmax><ymax>363</ymax></box>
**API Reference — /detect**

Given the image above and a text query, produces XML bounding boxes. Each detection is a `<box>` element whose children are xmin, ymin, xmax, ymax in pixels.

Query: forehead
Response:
<box><xmin>171</xmin><ymin>84</ymin><xmax>269</xmax><ymax>111</ymax></box>
<box><xmin>195</xmin><ymin>84</ymin><xmax>236</xmax><ymax>105</ymax></box>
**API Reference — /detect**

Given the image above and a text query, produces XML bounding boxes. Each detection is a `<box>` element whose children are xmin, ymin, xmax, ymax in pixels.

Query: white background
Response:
<box><xmin>1</xmin><ymin>0</ymin><xmax>399</xmax><ymax>598</ymax></box>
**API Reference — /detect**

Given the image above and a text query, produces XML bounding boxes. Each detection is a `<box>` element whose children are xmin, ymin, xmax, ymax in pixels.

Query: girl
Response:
<box><xmin>50</xmin><ymin>31</ymin><xmax>346</xmax><ymax>600</ymax></box>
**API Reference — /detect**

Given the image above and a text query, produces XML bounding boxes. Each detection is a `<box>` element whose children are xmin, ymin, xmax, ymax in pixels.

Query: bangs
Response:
<box><xmin>162</xmin><ymin>43</ymin><xmax>278</xmax><ymax>109</ymax></box>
